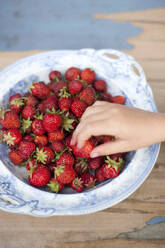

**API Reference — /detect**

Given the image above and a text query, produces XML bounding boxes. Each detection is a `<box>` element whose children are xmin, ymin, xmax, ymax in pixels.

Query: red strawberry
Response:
<box><xmin>47</xmin><ymin>178</ymin><xmax>64</xmax><ymax>193</ymax></box>
<box><xmin>36</xmin><ymin>146</ymin><xmax>54</xmax><ymax>164</ymax></box>
<box><xmin>49</xmin><ymin>70</ymin><xmax>62</xmax><ymax>81</ymax></box>
<box><xmin>81</xmin><ymin>173</ymin><xmax>96</xmax><ymax>188</ymax></box>
<box><xmin>65</xmin><ymin>67</ymin><xmax>81</xmax><ymax>81</ymax></box>
<box><xmin>32</xmin><ymin>119</ymin><xmax>45</xmax><ymax>136</ymax></box>
<box><xmin>26</xmin><ymin>158</ymin><xmax>37</xmax><ymax>170</ymax></box>
<box><xmin>9</xmin><ymin>150</ymin><xmax>24</xmax><ymax>165</ymax></box>
<box><xmin>9</xmin><ymin>93</ymin><xmax>24</xmax><ymax>114</ymax></box>
<box><xmin>18</xmin><ymin>141</ymin><xmax>36</xmax><ymax>157</ymax></box>
<box><xmin>48</xmin><ymin>128</ymin><xmax>65</xmax><ymax>142</ymax></box>
<box><xmin>56</xmin><ymin>152</ymin><xmax>74</xmax><ymax>167</ymax></box>
<box><xmin>110</xmin><ymin>153</ymin><xmax>123</xmax><ymax>161</ymax></box>
<box><xmin>37</xmin><ymin>102</ymin><xmax>45</xmax><ymax>113</ymax></box>
<box><xmin>52</xmin><ymin>81</ymin><xmax>67</xmax><ymax>96</ymax></box>
<box><xmin>25</xmin><ymin>95</ymin><xmax>38</xmax><ymax>106</ymax></box>
<box><xmin>58</xmin><ymin>97</ymin><xmax>71</xmax><ymax>112</ymax></box>
<box><xmin>30</xmin><ymin>81</ymin><xmax>50</xmax><ymax>99</ymax></box>
<box><xmin>89</xmin><ymin>157</ymin><xmax>103</xmax><ymax>170</ymax></box>
<box><xmin>100</xmin><ymin>92</ymin><xmax>112</xmax><ymax>101</ymax></box>
<box><xmin>98</xmin><ymin>135</ymin><xmax>114</xmax><ymax>144</ymax></box>
<box><xmin>81</xmin><ymin>68</ymin><xmax>95</xmax><ymax>84</ymax></box>
<box><xmin>72</xmin><ymin>140</ymin><xmax>94</xmax><ymax>158</ymax></box>
<box><xmin>34</xmin><ymin>135</ymin><xmax>48</xmax><ymax>146</ymax></box>
<box><xmin>3</xmin><ymin>128</ymin><xmax>22</xmax><ymax>146</ymax></box>
<box><xmin>79</xmin><ymin>86</ymin><xmax>96</xmax><ymax>105</ymax></box>
<box><xmin>28</xmin><ymin>165</ymin><xmax>50</xmax><ymax>187</ymax></box>
<box><xmin>68</xmin><ymin>80</ymin><xmax>82</xmax><ymax>94</ymax></box>
<box><xmin>94</xmin><ymin>80</ymin><xmax>107</xmax><ymax>92</ymax></box>
<box><xmin>71</xmin><ymin>177</ymin><xmax>84</xmax><ymax>193</ymax></box>
<box><xmin>0</xmin><ymin>110</ymin><xmax>20</xmax><ymax>129</ymax></box>
<box><xmin>71</xmin><ymin>100</ymin><xmax>87</xmax><ymax>118</ymax></box>
<box><xmin>65</xmin><ymin>135</ymin><xmax>72</xmax><ymax>150</ymax></box>
<box><xmin>43</xmin><ymin>113</ymin><xmax>62</xmax><ymax>132</ymax></box>
<box><xmin>110</xmin><ymin>95</ymin><xmax>125</xmax><ymax>105</ymax></box>
<box><xmin>52</xmin><ymin>140</ymin><xmax>65</xmax><ymax>153</ymax></box>
<box><xmin>43</xmin><ymin>95</ymin><xmax>58</xmax><ymax>112</ymax></box>
<box><xmin>22</xmin><ymin>105</ymin><xmax>35</xmax><ymax>120</ymax></box>
<box><xmin>54</xmin><ymin>164</ymin><xmax>76</xmax><ymax>184</ymax></box>
<box><xmin>23</xmin><ymin>135</ymin><xmax>34</xmax><ymax>143</ymax></box>
<box><xmin>95</xmin><ymin>166</ymin><xmax>105</xmax><ymax>182</ymax></box>
<box><xmin>102</xmin><ymin>156</ymin><xmax>124</xmax><ymax>179</ymax></box>
<box><xmin>74</xmin><ymin>158</ymin><xmax>89</xmax><ymax>176</ymax></box>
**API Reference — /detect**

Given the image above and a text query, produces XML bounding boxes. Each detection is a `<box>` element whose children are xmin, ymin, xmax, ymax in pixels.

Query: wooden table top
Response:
<box><xmin>0</xmin><ymin>7</ymin><xmax>165</xmax><ymax>248</ymax></box>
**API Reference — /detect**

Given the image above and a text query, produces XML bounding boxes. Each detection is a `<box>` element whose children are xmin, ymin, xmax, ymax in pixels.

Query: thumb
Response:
<box><xmin>90</xmin><ymin>140</ymin><xmax>128</xmax><ymax>158</ymax></box>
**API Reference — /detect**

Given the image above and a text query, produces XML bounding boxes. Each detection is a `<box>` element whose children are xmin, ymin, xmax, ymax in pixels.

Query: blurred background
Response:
<box><xmin>0</xmin><ymin>0</ymin><xmax>165</xmax><ymax>51</ymax></box>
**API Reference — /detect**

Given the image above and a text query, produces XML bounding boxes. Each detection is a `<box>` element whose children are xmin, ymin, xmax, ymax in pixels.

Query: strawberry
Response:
<box><xmin>98</xmin><ymin>135</ymin><xmax>114</xmax><ymax>144</ymax></box>
<box><xmin>34</xmin><ymin>135</ymin><xmax>48</xmax><ymax>146</ymax></box>
<box><xmin>71</xmin><ymin>100</ymin><xmax>87</xmax><ymax>118</ymax></box>
<box><xmin>65</xmin><ymin>135</ymin><xmax>72</xmax><ymax>150</ymax></box>
<box><xmin>65</xmin><ymin>67</ymin><xmax>81</xmax><ymax>81</ymax></box>
<box><xmin>80</xmin><ymin>68</ymin><xmax>95</xmax><ymax>84</ymax></box>
<box><xmin>110</xmin><ymin>95</ymin><xmax>125</xmax><ymax>105</ymax></box>
<box><xmin>21</xmin><ymin>118</ymin><xmax>32</xmax><ymax>134</ymax></box>
<box><xmin>68</xmin><ymin>80</ymin><xmax>82</xmax><ymax>94</ymax></box>
<box><xmin>95</xmin><ymin>166</ymin><xmax>105</xmax><ymax>182</ymax></box>
<box><xmin>25</xmin><ymin>95</ymin><xmax>38</xmax><ymax>106</ymax></box>
<box><xmin>30</xmin><ymin>81</ymin><xmax>50</xmax><ymax>100</ymax></box>
<box><xmin>81</xmin><ymin>173</ymin><xmax>96</xmax><ymax>188</ymax></box>
<box><xmin>94</xmin><ymin>80</ymin><xmax>107</xmax><ymax>92</ymax></box>
<box><xmin>23</xmin><ymin>135</ymin><xmax>34</xmax><ymax>142</ymax></box>
<box><xmin>26</xmin><ymin>158</ymin><xmax>37</xmax><ymax>170</ymax></box>
<box><xmin>43</xmin><ymin>113</ymin><xmax>62</xmax><ymax>132</ymax></box>
<box><xmin>3</xmin><ymin>128</ymin><xmax>22</xmax><ymax>146</ymax></box>
<box><xmin>79</xmin><ymin>86</ymin><xmax>96</xmax><ymax>105</ymax></box>
<box><xmin>37</xmin><ymin>102</ymin><xmax>45</xmax><ymax>113</ymax></box>
<box><xmin>43</xmin><ymin>95</ymin><xmax>58</xmax><ymax>112</ymax></box>
<box><xmin>110</xmin><ymin>153</ymin><xmax>123</xmax><ymax>161</ymax></box>
<box><xmin>58</xmin><ymin>97</ymin><xmax>71</xmax><ymax>112</ymax></box>
<box><xmin>52</xmin><ymin>81</ymin><xmax>67</xmax><ymax>96</ymax></box>
<box><xmin>89</xmin><ymin>157</ymin><xmax>103</xmax><ymax>170</ymax></box>
<box><xmin>102</xmin><ymin>156</ymin><xmax>124</xmax><ymax>179</ymax></box>
<box><xmin>28</xmin><ymin>165</ymin><xmax>51</xmax><ymax>187</ymax></box>
<box><xmin>100</xmin><ymin>92</ymin><xmax>112</xmax><ymax>101</ymax></box>
<box><xmin>52</xmin><ymin>140</ymin><xmax>65</xmax><ymax>153</ymax></box>
<box><xmin>32</xmin><ymin>119</ymin><xmax>45</xmax><ymax>136</ymax></box>
<box><xmin>74</xmin><ymin>158</ymin><xmax>89</xmax><ymax>175</ymax></box>
<box><xmin>9</xmin><ymin>93</ymin><xmax>24</xmax><ymax>114</ymax></box>
<box><xmin>72</xmin><ymin>140</ymin><xmax>94</xmax><ymax>158</ymax></box>
<box><xmin>48</xmin><ymin>128</ymin><xmax>65</xmax><ymax>142</ymax></box>
<box><xmin>0</xmin><ymin>110</ymin><xmax>20</xmax><ymax>129</ymax></box>
<box><xmin>54</xmin><ymin>164</ymin><xmax>76</xmax><ymax>184</ymax></box>
<box><xmin>36</xmin><ymin>146</ymin><xmax>54</xmax><ymax>164</ymax></box>
<box><xmin>9</xmin><ymin>150</ymin><xmax>24</xmax><ymax>165</ymax></box>
<box><xmin>22</xmin><ymin>105</ymin><xmax>35</xmax><ymax>120</ymax></box>
<box><xmin>56</xmin><ymin>152</ymin><xmax>74</xmax><ymax>167</ymax></box>
<box><xmin>18</xmin><ymin>141</ymin><xmax>36</xmax><ymax>157</ymax></box>
<box><xmin>49</xmin><ymin>70</ymin><xmax>62</xmax><ymax>81</ymax></box>
<box><xmin>71</xmin><ymin>177</ymin><xmax>84</xmax><ymax>192</ymax></box>
<box><xmin>47</xmin><ymin>178</ymin><xmax>64</xmax><ymax>193</ymax></box>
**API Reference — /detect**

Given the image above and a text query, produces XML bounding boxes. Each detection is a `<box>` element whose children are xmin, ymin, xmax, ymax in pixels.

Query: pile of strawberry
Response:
<box><xmin>0</xmin><ymin>67</ymin><xmax>126</xmax><ymax>193</ymax></box>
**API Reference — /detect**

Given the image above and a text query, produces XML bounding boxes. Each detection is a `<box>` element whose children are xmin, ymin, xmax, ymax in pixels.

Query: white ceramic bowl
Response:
<box><xmin>0</xmin><ymin>49</ymin><xmax>160</xmax><ymax>216</ymax></box>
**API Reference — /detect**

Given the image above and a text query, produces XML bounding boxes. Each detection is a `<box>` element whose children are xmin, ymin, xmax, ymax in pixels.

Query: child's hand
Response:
<box><xmin>71</xmin><ymin>101</ymin><xmax>165</xmax><ymax>158</ymax></box>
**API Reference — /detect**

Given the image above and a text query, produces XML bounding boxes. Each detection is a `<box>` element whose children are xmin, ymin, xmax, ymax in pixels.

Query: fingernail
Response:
<box><xmin>90</xmin><ymin>152</ymin><xmax>99</xmax><ymax>158</ymax></box>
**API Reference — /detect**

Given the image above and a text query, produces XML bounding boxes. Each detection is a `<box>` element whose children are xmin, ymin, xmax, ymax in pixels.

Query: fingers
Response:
<box><xmin>90</xmin><ymin>140</ymin><xmax>127</xmax><ymax>157</ymax></box>
<box><xmin>75</xmin><ymin>120</ymin><xmax>109</xmax><ymax>148</ymax></box>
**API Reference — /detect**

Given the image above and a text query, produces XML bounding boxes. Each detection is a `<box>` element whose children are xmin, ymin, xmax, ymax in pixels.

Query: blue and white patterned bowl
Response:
<box><xmin>0</xmin><ymin>49</ymin><xmax>160</xmax><ymax>216</ymax></box>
